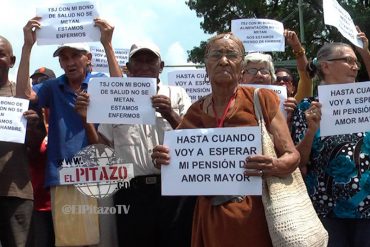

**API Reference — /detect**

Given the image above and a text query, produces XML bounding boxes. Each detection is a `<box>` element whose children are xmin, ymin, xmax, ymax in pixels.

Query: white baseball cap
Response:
<box><xmin>53</xmin><ymin>43</ymin><xmax>90</xmax><ymax>57</ymax></box>
<box><xmin>129</xmin><ymin>41</ymin><xmax>161</xmax><ymax>59</ymax></box>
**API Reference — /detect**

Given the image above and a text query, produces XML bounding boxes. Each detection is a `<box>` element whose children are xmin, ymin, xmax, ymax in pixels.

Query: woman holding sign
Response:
<box><xmin>292</xmin><ymin>32</ymin><xmax>370</xmax><ymax>247</ymax></box>
<box><xmin>152</xmin><ymin>32</ymin><xmax>300</xmax><ymax>246</ymax></box>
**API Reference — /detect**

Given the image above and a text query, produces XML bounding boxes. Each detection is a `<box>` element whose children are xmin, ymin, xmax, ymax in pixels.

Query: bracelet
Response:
<box><xmin>293</xmin><ymin>47</ymin><xmax>305</xmax><ymax>57</ymax></box>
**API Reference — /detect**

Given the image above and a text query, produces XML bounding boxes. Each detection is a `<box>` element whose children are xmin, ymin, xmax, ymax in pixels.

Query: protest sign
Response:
<box><xmin>318</xmin><ymin>81</ymin><xmax>370</xmax><ymax>136</ymax></box>
<box><xmin>242</xmin><ymin>84</ymin><xmax>288</xmax><ymax>117</ymax></box>
<box><xmin>0</xmin><ymin>97</ymin><xmax>29</xmax><ymax>143</ymax></box>
<box><xmin>167</xmin><ymin>69</ymin><xmax>211</xmax><ymax>102</ymax></box>
<box><xmin>91</xmin><ymin>46</ymin><xmax>129</xmax><ymax>73</ymax></box>
<box><xmin>231</xmin><ymin>18</ymin><xmax>285</xmax><ymax>52</ymax></box>
<box><xmin>87</xmin><ymin>77</ymin><xmax>156</xmax><ymax>124</ymax></box>
<box><xmin>323</xmin><ymin>0</ymin><xmax>363</xmax><ymax>48</ymax></box>
<box><xmin>161</xmin><ymin>127</ymin><xmax>262</xmax><ymax>196</ymax></box>
<box><xmin>36</xmin><ymin>1</ymin><xmax>100</xmax><ymax>45</ymax></box>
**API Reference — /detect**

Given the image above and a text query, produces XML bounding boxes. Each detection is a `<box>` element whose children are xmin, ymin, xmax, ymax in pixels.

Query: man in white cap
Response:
<box><xmin>75</xmin><ymin>41</ymin><xmax>195</xmax><ymax>247</ymax></box>
<box><xmin>16</xmin><ymin>17</ymin><xmax>122</xmax><ymax>247</ymax></box>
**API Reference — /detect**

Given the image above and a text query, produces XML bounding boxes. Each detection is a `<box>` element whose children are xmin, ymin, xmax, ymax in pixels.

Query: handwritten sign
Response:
<box><xmin>318</xmin><ymin>81</ymin><xmax>370</xmax><ymax>136</ymax></box>
<box><xmin>231</xmin><ymin>18</ymin><xmax>285</xmax><ymax>52</ymax></box>
<box><xmin>87</xmin><ymin>77</ymin><xmax>157</xmax><ymax>124</ymax></box>
<box><xmin>36</xmin><ymin>1</ymin><xmax>100</xmax><ymax>45</ymax></box>
<box><xmin>167</xmin><ymin>69</ymin><xmax>211</xmax><ymax>102</ymax></box>
<box><xmin>323</xmin><ymin>0</ymin><xmax>363</xmax><ymax>48</ymax></box>
<box><xmin>162</xmin><ymin>127</ymin><xmax>262</xmax><ymax>196</ymax></box>
<box><xmin>91</xmin><ymin>46</ymin><xmax>129</xmax><ymax>73</ymax></box>
<box><xmin>0</xmin><ymin>97</ymin><xmax>29</xmax><ymax>144</ymax></box>
<box><xmin>242</xmin><ymin>84</ymin><xmax>288</xmax><ymax>117</ymax></box>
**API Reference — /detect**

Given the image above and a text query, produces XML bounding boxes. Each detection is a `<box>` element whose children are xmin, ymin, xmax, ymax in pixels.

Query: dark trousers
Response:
<box><xmin>113</xmin><ymin>175</ymin><xmax>196</xmax><ymax>247</ymax></box>
<box><xmin>26</xmin><ymin>211</ymin><xmax>55</xmax><ymax>247</ymax></box>
<box><xmin>0</xmin><ymin>197</ymin><xmax>33</xmax><ymax>247</ymax></box>
<box><xmin>321</xmin><ymin>217</ymin><xmax>370</xmax><ymax>247</ymax></box>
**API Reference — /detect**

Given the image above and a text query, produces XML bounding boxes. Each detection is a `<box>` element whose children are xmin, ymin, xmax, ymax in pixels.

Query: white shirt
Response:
<box><xmin>98</xmin><ymin>84</ymin><xmax>192</xmax><ymax>176</ymax></box>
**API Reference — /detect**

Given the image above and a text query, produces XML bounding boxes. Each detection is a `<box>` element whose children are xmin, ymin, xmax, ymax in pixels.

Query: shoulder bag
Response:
<box><xmin>254</xmin><ymin>88</ymin><xmax>328</xmax><ymax>247</ymax></box>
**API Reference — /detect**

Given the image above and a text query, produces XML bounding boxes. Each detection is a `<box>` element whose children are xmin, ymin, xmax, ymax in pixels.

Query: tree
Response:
<box><xmin>186</xmin><ymin>0</ymin><xmax>370</xmax><ymax>80</ymax></box>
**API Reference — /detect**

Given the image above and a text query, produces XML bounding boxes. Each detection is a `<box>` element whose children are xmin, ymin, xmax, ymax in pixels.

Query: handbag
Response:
<box><xmin>253</xmin><ymin>88</ymin><xmax>328</xmax><ymax>247</ymax></box>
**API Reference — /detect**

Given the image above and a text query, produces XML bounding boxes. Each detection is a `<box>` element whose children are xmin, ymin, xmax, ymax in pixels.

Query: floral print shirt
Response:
<box><xmin>292</xmin><ymin>97</ymin><xmax>370</xmax><ymax>219</ymax></box>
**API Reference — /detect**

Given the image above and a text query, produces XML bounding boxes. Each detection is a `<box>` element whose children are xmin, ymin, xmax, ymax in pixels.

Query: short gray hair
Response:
<box><xmin>243</xmin><ymin>53</ymin><xmax>276</xmax><ymax>82</ymax></box>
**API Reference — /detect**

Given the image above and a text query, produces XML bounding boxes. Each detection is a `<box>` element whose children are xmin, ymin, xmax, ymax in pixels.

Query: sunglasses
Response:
<box><xmin>276</xmin><ymin>76</ymin><xmax>291</xmax><ymax>83</ymax></box>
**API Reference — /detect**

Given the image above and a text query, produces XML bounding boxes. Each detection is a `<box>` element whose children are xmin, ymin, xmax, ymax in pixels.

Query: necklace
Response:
<box><xmin>211</xmin><ymin>92</ymin><xmax>236</xmax><ymax>127</ymax></box>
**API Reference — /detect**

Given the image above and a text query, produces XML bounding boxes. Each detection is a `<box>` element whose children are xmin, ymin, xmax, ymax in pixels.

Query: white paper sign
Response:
<box><xmin>87</xmin><ymin>77</ymin><xmax>157</xmax><ymax>124</ymax></box>
<box><xmin>231</xmin><ymin>18</ymin><xmax>285</xmax><ymax>52</ymax></box>
<box><xmin>36</xmin><ymin>1</ymin><xmax>100</xmax><ymax>45</ymax></box>
<box><xmin>242</xmin><ymin>84</ymin><xmax>288</xmax><ymax>117</ymax></box>
<box><xmin>167</xmin><ymin>70</ymin><xmax>211</xmax><ymax>102</ymax></box>
<box><xmin>323</xmin><ymin>0</ymin><xmax>363</xmax><ymax>48</ymax></box>
<box><xmin>91</xmin><ymin>46</ymin><xmax>129</xmax><ymax>73</ymax></box>
<box><xmin>318</xmin><ymin>81</ymin><xmax>370</xmax><ymax>136</ymax></box>
<box><xmin>162</xmin><ymin>127</ymin><xmax>262</xmax><ymax>196</ymax></box>
<box><xmin>0</xmin><ymin>97</ymin><xmax>29</xmax><ymax>144</ymax></box>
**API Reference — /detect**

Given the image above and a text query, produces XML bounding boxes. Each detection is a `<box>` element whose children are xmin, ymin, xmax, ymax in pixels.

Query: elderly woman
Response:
<box><xmin>241</xmin><ymin>52</ymin><xmax>298</xmax><ymax>125</ymax></box>
<box><xmin>240</xmin><ymin>52</ymin><xmax>276</xmax><ymax>85</ymax></box>
<box><xmin>292</xmin><ymin>33</ymin><xmax>370</xmax><ymax>246</ymax></box>
<box><xmin>152</xmin><ymin>32</ymin><xmax>300</xmax><ymax>246</ymax></box>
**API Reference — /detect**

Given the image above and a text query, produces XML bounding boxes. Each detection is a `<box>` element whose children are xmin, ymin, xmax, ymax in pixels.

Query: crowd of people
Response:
<box><xmin>0</xmin><ymin>13</ymin><xmax>369</xmax><ymax>247</ymax></box>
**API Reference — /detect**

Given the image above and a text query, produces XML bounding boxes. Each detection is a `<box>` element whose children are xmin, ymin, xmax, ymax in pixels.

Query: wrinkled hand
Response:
<box><xmin>94</xmin><ymin>18</ymin><xmax>114</xmax><ymax>46</ymax></box>
<box><xmin>151</xmin><ymin>145</ymin><xmax>170</xmax><ymax>169</ymax></box>
<box><xmin>74</xmin><ymin>90</ymin><xmax>90</xmax><ymax>120</ymax></box>
<box><xmin>23</xmin><ymin>109</ymin><xmax>40</xmax><ymax>127</ymax></box>
<box><xmin>284</xmin><ymin>97</ymin><xmax>297</xmax><ymax>124</ymax></box>
<box><xmin>304</xmin><ymin>101</ymin><xmax>321</xmax><ymax>132</ymax></box>
<box><xmin>152</xmin><ymin>94</ymin><xmax>172</xmax><ymax>116</ymax></box>
<box><xmin>23</xmin><ymin>17</ymin><xmax>41</xmax><ymax>47</ymax></box>
<box><xmin>284</xmin><ymin>29</ymin><xmax>301</xmax><ymax>49</ymax></box>
<box><xmin>356</xmin><ymin>26</ymin><xmax>369</xmax><ymax>54</ymax></box>
<box><xmin>244</xmin><ymin>154</ymin><xmax>295</xmax><ymax>178</ymax></box>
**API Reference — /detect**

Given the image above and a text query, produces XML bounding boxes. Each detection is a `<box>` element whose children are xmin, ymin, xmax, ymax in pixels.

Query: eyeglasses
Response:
<box><xmin>276</xmin><ymin>76</ymin><xmax>291</xmax><ymax>83</ymax></box>
<box><xmin>245</xmin><ymin>68</ymin><xmax>270</xmax><ymax>76</ymax></box>
<box><xmin>206</xmin><ymin>50</ymin><xmax>242</xmax><ymax>61</ymax></box>
<box><xmin>326</xmin><ymin>56</ymin><xmax>361</xmax><ymax>69</ymax></box>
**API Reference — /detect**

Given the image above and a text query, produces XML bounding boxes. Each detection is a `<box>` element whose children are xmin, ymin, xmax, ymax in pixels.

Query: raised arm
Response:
<box><xmin>356</xmin><ymin>26</ymin><xmax>370</xmax><ymax>78</ymax></box>
<box><xmin>285</xmin><ymin>30</ymin><xmax>312</xmax><ymax>101</ymax></box>
<box><xmin>94</xmin><ymin>18</ymin><xmax>122</xmax><ymax>77</ymax></box>
<box><xmin>16</xmin><ymin>17</ymin><xmax>40</xmax><ymax>100</ymax></box>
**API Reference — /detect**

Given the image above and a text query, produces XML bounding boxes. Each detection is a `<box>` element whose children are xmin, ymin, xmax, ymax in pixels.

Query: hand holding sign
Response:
<box><xmin>355</xmin><ymin>26</ymin><xmax>370</xmax><ymax>56</ymax></box>
<box><xmin>23</xmin><ymin>17</ymin><xmax>41</xmax><ymax>48</ymax></box>
<box><xmin>151</xmin><ymin>95</ymin><xmax>173</xmax><ymax>117</ymax></box>
<box><xmin>151</xmin><ymin>144</ymin><xmax>170</xmax><ymax>169</ymax></box>
<box><xmin>75</xmin><ymin>89</ymin><xmax>90</xmax><ymax>120</ymax></box>
<box><xmin>94</xmin><ymin>18</ymin><xmax>114</xmax><ymax>47</ymax></box>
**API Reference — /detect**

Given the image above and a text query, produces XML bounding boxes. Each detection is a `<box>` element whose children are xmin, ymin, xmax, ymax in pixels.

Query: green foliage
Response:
<box><xmin>186</xmin><ymin>0</ymin><xmax>370</xmax><ymax>80</ymax></box>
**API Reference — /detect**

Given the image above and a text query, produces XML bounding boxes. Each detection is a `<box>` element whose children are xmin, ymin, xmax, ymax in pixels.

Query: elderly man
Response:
<box><xmin>75</xmin><ymin>41</ymin><xmax>195</xmax><ymax>247</ymax></box>
<box><xmin>16</xmin><ymin>17</ymin><xmax>121</xmax><ymax>246</ymax></box>
<box><xmin>0</xmin><ymin>35</ymin><xmax>35</xmax><ymax>247</ymax></box>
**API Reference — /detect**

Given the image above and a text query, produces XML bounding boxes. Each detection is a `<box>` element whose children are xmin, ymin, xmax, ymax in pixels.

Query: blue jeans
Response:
<box><xmin>321</xmin><ymin>217</ymin><xmax>370</xmax><ymax>247</ymax></box>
